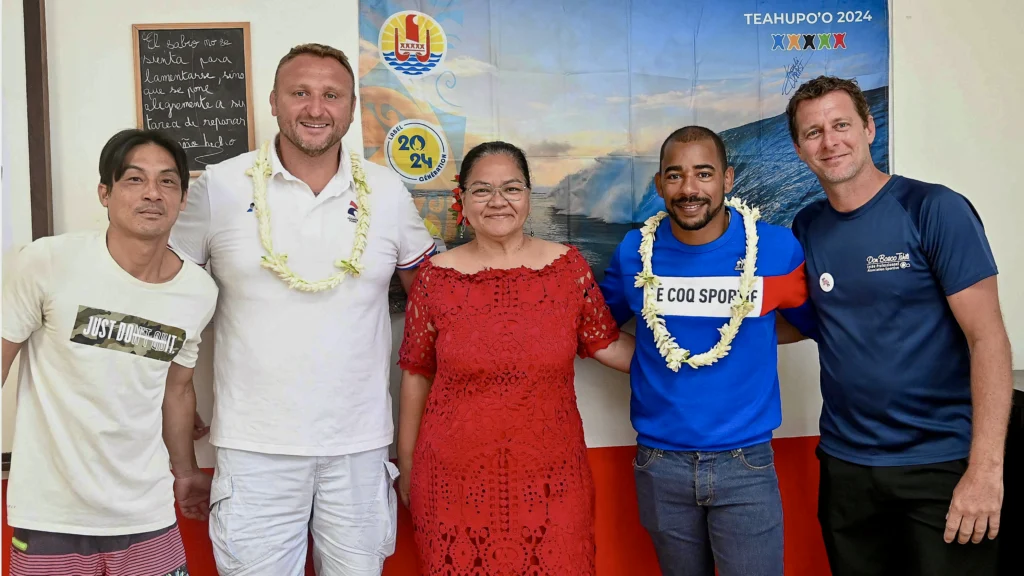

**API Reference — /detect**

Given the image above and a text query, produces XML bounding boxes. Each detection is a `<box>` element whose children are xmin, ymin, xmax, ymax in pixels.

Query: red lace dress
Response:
<box><xmin>398</xmin><ymin>246</ymin><xmax>620</xmax><ymax>576</ymax></box>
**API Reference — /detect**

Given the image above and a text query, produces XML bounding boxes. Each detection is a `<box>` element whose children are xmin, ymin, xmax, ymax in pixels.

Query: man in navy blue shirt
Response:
<box><xmin>786</xmin><ymin>75</ymin><xmax>1013</xmax><ymax>575</ymax></box>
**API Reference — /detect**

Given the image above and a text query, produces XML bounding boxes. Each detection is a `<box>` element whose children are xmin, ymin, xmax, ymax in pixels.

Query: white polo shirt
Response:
<box><xmin>169</xmin><ymin>138</ymin><xmax>434</xmax><ymax>456</ymax></box>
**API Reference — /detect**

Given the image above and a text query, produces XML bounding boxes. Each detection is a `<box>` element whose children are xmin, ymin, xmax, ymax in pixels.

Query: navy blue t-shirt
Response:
<box><xmin>792</xmin><ymin>175</ymin><xmax>998</xmax><ymax>466</ymax></box>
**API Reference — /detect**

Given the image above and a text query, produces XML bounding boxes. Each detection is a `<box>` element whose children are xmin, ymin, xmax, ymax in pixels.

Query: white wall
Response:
<box><xmin>2</xmin><ymin>0</ymin><xmax>32</xmax><ymax>257</ymax></box>
<box><xmin>891</xmin><ymin>0</ymin><xmax>1024</xmax><ymax>368</ymax></box>
<box><xmin>2</xmin><ymin>0</ymin><xmax>1021</xmax><ymax>461</ymax></box>
<box><xmin>3</xmin><ymin>0</ymin><xmax>34</xmax><ymax>454</ymax></box>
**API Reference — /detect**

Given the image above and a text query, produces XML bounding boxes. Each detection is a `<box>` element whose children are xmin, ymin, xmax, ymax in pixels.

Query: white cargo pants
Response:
<box><xmin>208</xmin><ymin>446</ymin><xmax>399</xmax><ymax>576</ymax></box>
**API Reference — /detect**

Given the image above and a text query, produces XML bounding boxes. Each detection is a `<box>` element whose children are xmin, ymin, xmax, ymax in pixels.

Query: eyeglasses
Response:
<box><xmin>464</xmin><ymin>184</ymin><xmax>529</xmax><ymax>203</ymax></box>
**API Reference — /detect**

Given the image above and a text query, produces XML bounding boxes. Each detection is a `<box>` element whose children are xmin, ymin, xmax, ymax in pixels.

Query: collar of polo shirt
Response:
<box><xmin>268</xmin><ymin>135</ymin><xmax>356</xmax><ymax>201</ymax></box>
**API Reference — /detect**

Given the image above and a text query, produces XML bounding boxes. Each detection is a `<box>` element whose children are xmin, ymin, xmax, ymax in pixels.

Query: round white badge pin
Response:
<box><xmin>819</xmin><ymin>272</ymin><xmax>834</xmax><ymax>293</ymax></box>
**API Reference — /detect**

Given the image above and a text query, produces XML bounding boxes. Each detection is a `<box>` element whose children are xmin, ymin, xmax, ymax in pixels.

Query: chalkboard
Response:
<box><xmin>133</xmin><ymin>23</ymin><xmax>255</xmax><ymax>175</ymax></box>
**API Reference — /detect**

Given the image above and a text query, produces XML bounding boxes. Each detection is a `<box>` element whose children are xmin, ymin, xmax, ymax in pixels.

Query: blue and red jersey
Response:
<box><xmin>600</xmin><ymin>207</ymin><xmax>815</xmax><ymax>451</ymax></box>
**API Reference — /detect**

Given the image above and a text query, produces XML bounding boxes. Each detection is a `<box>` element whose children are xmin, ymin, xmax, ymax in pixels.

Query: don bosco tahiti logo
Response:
<box><xmin>379</xmin><ymin>11</ymin><xmax>447</xmax><ymax>77</ymax></box>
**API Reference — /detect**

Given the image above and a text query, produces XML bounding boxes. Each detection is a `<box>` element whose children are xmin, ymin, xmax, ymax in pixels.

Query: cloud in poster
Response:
<box><xmin>442</xmin><ymin>55</ymin><xmax>497</xmax><ymax>78</ymax></box>
<box><xmin>529</xmin><ymin>140</ymin><xmax>573</xmax><ymax>157</ymax></box>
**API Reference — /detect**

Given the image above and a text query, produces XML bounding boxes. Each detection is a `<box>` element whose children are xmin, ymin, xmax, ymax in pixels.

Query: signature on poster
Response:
<box><xmin>782</xmin><ymin>56</ymin><xmax>808</xmax><ymax>95</ymax></box>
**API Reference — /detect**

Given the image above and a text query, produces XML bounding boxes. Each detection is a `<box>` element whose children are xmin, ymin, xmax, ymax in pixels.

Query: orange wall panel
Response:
<box><xmin>2</xmin><ymin>437</ymin><xmax>830</xmax><ymax>576</ymax></box>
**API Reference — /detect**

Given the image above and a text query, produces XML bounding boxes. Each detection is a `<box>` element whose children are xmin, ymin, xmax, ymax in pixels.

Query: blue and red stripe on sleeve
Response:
<box><xmin>760</xmin><ymin>256</ymin><xmax>818</xmax><ymax>340</ymax></box>
<box><xmin>397</xmin><ymin>244</ymin><xmax>436</xmax><ymax>271</ymax></box>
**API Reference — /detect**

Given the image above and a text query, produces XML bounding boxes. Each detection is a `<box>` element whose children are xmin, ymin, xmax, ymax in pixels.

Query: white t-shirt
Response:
<box><xmin>169</xmin><ymin>139</ymin><xmax>434</xmax><ymax>456</ymax></box>
<box><xmin>2</xmin><ymin>231</ymin><xmax>218</xmax><ymax>535</ymax></box>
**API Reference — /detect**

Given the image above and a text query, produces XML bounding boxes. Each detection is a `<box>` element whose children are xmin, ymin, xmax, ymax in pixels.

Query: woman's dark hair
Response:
<box><xmin>457</xmin><ymin>141</ymin><xmax>532</xmax><ymax>189</ymax></box>
<box><xmin>98</xmin><ymin>129</ymin><xmax>190</xmax><ymax>194</ymax></box>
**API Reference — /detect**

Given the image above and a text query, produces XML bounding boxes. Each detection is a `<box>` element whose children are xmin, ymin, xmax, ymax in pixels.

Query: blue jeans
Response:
<box><xmin>634</xmin><ymin>441</ymin><xmax>784</xmax><ymax>576</ymax></box>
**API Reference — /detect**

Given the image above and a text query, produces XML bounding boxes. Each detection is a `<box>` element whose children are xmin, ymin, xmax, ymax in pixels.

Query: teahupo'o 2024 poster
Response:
<box><xmin>356</xmin><ymin>0</ymin><xmax>891</xmax><ymax>312</ymax></box>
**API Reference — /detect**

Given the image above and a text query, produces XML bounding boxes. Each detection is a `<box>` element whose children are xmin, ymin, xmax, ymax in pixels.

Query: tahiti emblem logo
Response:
<box><xmin>379</xmin><ymin>11</ymin><xmax>447</xmax><ymax>77</ymax></box>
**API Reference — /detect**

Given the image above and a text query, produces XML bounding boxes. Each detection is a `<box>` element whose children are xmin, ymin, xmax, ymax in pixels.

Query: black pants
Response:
<box><xmin>817</xmin><ymin>448</ymin><xmax>999</xmax><ymax>576</ymax></box>
<box><xmin>999</xmin><ymin>389</ymin><xmax>1024</xmax><ymax>575</ymax></box>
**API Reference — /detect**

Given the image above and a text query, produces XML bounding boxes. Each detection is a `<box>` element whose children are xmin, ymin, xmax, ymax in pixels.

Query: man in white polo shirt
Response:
<box><xmin>169</xmin><ymin>43</ymin><xmax>435</xmax><ymax>576</ymax></box>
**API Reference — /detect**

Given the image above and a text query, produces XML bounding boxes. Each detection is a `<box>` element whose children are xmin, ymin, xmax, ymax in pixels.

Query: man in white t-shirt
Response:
<box><xmin>168</xmin><ymin>43</ymin><xmax>435</xmax><ymax>575</ymax></box>
<box><xmin>1</xmin><ymin>129</ymin><xmax>218</xmax><ymax>576</ymax></box>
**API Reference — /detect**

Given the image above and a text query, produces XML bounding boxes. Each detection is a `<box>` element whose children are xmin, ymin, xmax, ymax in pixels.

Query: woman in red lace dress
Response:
<box><xmin>397</xmin><ymin>142</ymin><xmax>635</xmax><ymax>576</ymax></box>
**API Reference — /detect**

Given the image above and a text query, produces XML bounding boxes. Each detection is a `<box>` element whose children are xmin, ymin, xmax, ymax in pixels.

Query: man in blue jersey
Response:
<box><xmin>599</xmin><ymin>126</ymin><xmax>815</xmax><ymax>576</ymax></box>
<box><xmin>787</xmin><ymin>75</ymin><xmax>1013</xmax><ymax>575</ymax></box>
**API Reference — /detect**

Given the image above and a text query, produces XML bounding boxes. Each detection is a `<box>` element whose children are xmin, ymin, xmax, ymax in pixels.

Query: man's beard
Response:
<box><xmin>820</xmin><ymin>161</ymin><xmax>860</xmax><ymax>184</ymax></box>
<box><xmin>667</xmin><ymin>194</ymin><xmax>724</xmax><ymax>231</ymax></box>
<box><xmin>280</xmin><ymin>121</ymin><xmax>343</xmax><ymax>157</ymax></box>
<box><xmin>816</xmin><ymin>150</ymin><xmax>865</xmax><ymax>184</ymax></box>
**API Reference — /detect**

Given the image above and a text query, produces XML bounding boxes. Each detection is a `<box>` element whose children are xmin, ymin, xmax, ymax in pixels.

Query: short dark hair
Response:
<box><xmin>274</xmin><ymin>43</ymin><xmax>356</xmax><ymax>96</ymax></box>
<box><xmin>786</xmin><ymin>75</ymin><xmax>871</xmax><ymax>143</ymax></box>
<box><xmin>659</xmin><ymin>126</ymin><xmax>728</xmax><ymax>172</ymax></box>
<box><xmin>98</xmin><ymin>129</ymin><xmax>189</xmax><ymax>194</ymax></box>
<box><xmin>458</xmin><ymin>141</ymin><xmax>532</xmax><ymax>189</ymax></box>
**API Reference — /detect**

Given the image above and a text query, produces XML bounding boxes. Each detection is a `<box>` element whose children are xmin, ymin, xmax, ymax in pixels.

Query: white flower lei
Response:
<box><xmin>245</xmin><ymin>140</ymin><xmax>371</xmax><ymax>292</ymax></box>
<box><xmin>634</xmin><ymin>197</ymin><xmax>760</xmax><ymax>371</ymax></box>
